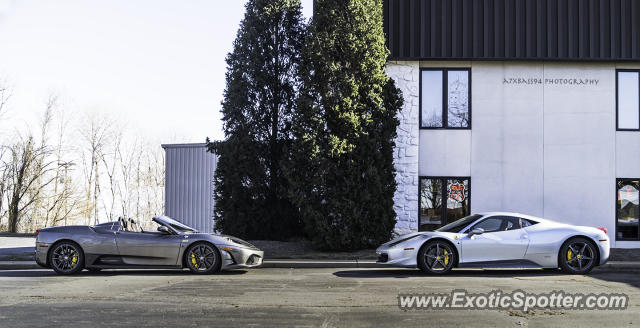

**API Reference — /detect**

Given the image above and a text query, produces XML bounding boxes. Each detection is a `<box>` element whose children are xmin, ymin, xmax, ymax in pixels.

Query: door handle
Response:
<box><xmin>520</xmin><ymin>235</ymin><xmax>528</xmax><ymax>239</ymax></box>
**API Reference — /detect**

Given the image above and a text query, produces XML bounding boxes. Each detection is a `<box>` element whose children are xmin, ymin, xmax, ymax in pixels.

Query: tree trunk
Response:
<box><xmin>8</xmin><ymin>194</ymin><xmax>19</xmax><ymax>233</ymax></box>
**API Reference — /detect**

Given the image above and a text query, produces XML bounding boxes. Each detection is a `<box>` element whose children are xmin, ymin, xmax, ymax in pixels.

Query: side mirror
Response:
<box><xmin>469</xmin><ymin>227</ymin><xmax>485</xmax><ymax>236</ymax></box>
<box><xmin>157</xmin><ymin>226</ymin><xmax>171</xmax><ymax>234</ymax></box>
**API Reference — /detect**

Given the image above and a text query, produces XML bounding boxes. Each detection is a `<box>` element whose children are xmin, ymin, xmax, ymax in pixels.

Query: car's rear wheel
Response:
<box><xmin>418</xmin><ymin>240</ymin><xmax>456</xmax><ymax>274</ymax></box>
<box><xmin>559</xmin><ymin>238</ymin><xmax>597</xmax><ymax>274</ymax></box>
<box><xmin>185</xmin><ymin>242</ymin><xmax>221</xmax><ymax>274</ymax></box>
<box><xmin>49</xmin><ymin>241</ymin><xmax>84</xmax><ymax>275</ymax></box>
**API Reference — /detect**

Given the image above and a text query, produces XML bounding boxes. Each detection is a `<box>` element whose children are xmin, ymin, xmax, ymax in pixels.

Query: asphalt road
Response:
<box><xmin>0</xmin><ymin>267</ymin><xmax>638</xmax><ymax>328</ymax></box>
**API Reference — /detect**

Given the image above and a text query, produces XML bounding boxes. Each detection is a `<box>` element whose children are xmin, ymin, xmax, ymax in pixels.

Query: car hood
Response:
<box><xmin>382</xmin><ymin>231</ymin><xmax>459</xmax><ymax>247</ymax></box>
<box><xmin>186</xmin><ymin>233</ymin><xmax>260</xmax><ymax>250</ymax></box>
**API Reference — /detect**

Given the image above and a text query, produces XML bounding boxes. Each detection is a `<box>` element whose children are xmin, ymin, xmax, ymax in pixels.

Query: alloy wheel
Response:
<box><xmin>187</xmin><ymin>244</ymin><xmax>218</xmax><ymax>272</ymax></box>
<box><xmin>419</xmin><ymin>241</ymin><xmax>455</xmax><ymax>274</ymax></box>
<box><xmin>565</xmin><ymin>241</ymin><xmax>595</xmax><ymax>271</ymax></box>
<box><xmin>50</xmin><ymin>243</ymin><xmax>83</xmax><ymax>274</ymax></box>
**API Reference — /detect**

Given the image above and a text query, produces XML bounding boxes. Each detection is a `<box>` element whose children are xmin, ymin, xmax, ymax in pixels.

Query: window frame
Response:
<box><xmin>418</xmin><ymin>176</ymin><xmax>471</xmax><ymax>231</ymax></box>
<box><xmin>419</xmin><ymin>68</ymin><xmax>472</xmax><ymax>130</ymax></box>
<box><xmin>615</xmin><ymin>178</ymin><xmax>640</xmax><ymax>241</ymax></box>
<box><xmin>615</xmin><ymin>69</ymin><xmax>640</xmax><ymax>131</ymax></box>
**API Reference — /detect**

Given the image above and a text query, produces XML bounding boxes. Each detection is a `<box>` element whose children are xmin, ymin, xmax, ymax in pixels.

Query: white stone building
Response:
<box><xmin>384</xmin><ymin>0</ymin><xmax>640</xmax><ymax>249</ymax></box>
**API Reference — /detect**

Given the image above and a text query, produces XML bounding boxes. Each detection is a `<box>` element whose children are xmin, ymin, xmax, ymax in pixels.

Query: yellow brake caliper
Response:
<box><xmin>567</xmin><ymin>249</ymin><xmax>572</xmax><ymax>261</ymax></box>
<box><xmin>71</xmin><ymin>252</ymin><xmax>78</xmax><ymax>267</ymax></box>
<box><xmin>444</xmin><ymin>249</ymin><xmax>449</xmax><ymax>266</ymax></box>
<box><xmin>191</xmin><ymin>253</ymin><xmax>198</xmax><ymax>268</ymax></box>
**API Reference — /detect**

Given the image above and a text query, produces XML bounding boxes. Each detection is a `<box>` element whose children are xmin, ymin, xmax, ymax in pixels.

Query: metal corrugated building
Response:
<box><xmin>384</xmin><ymin>0</ymin><xmax>640</xmax><ymax>61</ymax></box>
<box><xmin>162</xmin><ymin>143</ymin><xmax>217</xmax><ymax>233</ymax></box>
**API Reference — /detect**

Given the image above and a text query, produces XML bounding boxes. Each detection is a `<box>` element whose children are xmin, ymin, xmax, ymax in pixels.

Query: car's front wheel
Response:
<box><xmin>559</xmin><ymin>238</ymin><xmax>597</xmax><ymax>274</ymax></box>
<box><xmin>418</xmin><ymin>240</ymin><xmax>456</xmax><ymax>274</ymax></box>
<box><xmin>184</xmin><ymin>242</ymin><xmax>222</xmax><ymax>274</ymax></box>
<box><xmin>49</xmin><ymin>241</ymin><xmax>85</xmax><ymax>275</ymax></box>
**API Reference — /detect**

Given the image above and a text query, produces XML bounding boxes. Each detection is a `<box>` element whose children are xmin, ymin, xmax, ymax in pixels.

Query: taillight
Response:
<box><xmin>35</xmin><ymin>228</ymin><xmax>41</xmax><ymax>236</ymax></box>
<box><xmin>596</xmin><ymin>227</ymin><xmax>607</xmax><ymax>234</ymax></box>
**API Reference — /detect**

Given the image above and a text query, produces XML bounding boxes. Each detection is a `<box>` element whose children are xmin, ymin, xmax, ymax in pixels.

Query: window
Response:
<box><xmin>503</xmin><ymin>217</ymin><xmax>520</xmax><ymax>231</ymax></box>
<box><xmin>520</xmin><ymin>218</ymin><xmax>536</xmax><ymax>228</ymax></box>
<box><xmin>470</xmin><ymin>216</ymin><xmax>522</xmax><ymax>233</ymax></box>
<box><xmin>435</xmin><ymin>214</ymin><xmax>482</xmax><ymax>233</ymax></box>
<box><xmin>420</xmin><ymin>69</ymin><xmax>471</xmax><ymax>129</ymax></box>
<box><xmin>616</xmin><ymin>179</ymin><xmax>640</xmax><ymax>240</ymax></box>
<box><xmin>419</xmin><ymin>177</ymin><xmax>470</xmax><ymax>231</ymax></box>
<box><xmin>616</xmin><ymin>70</ymin><xmax>640</xmax><ymax>130</ymax></box>
<box><xmin>473</xmin><ymin>217</ymin><xmax>502</xmax><ymax>232</ymax></box>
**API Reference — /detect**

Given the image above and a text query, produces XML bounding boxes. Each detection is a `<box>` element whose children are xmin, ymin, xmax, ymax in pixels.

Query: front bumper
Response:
<box><xmin>375</xmin><ymin>245</ymin><xmax>419</xmax><ymax>268</ymax></box>
<box><xmin>220</xmin><ymin>246</ymin><xmax>264</xmax><ymax>270</ymax></box>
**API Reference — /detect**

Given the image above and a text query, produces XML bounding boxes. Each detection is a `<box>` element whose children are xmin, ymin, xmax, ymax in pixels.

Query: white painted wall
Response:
<box><xmin>541</xmin><ymin>63</ymin><xmax>615</xmax><ymax>244</ymax></box>
<box><xmin>387</xmin><ymin>60</ymin><xmax>640</xmax><ymax>248</ymax></box>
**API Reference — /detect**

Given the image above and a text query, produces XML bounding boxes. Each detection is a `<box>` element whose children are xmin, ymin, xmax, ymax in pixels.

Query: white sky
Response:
<box><xmin>0</xmin><ymin>0</ymin><xmax>313</xmax><ymax>143</ymax></box>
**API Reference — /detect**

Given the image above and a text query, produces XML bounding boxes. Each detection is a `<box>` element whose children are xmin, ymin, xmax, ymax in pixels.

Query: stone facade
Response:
<box><xmin>386</xmin><ymin>61</ymin><xmax>420</xmax><ymax>235</ymax></box>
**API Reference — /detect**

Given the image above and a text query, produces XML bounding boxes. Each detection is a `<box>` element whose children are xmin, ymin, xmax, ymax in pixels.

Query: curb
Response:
<box><xmin>0</xmin><ymin>260</ymin><xmax>381</xmax><ymax>271</ymax></box>
<box><xmin>0</xmin><ymin>261</ymin><xmax>41</xmax><ymax>270</ymax></box>
<box><xmin>595</xmin><ymin>261</ymin><xmax>640</xmax><ymax>272</ymax></box>
<box><xmin>261</xmin><ymin>259</ymin><xmax>381</xmax><ymax>269</ymax></box>
<box><xmin>1</xmin><ymin>260</ymin><xmax>638</xmax><ymax>271</ymax></box>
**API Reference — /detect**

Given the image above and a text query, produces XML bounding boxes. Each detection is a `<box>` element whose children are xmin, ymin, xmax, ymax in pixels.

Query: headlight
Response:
<box><xmin>388</xmin><ymin>234</ymin><xmax>421</xmax><ymax>247</ymax></box>
<box><xmin>224</xmin><ymin>237</ymin><xmax>257</xmax><ymax>249</ymax></box>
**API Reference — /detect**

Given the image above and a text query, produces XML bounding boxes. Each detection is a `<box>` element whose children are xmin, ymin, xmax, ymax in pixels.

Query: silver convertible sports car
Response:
<box><xmin>35</xmin><ymin>216</ymin><xmax>264</xmax><ymax>275</ymax></box>
<box><xmin>376</xmin><ymin>212</ymin><xmax>610</xmax><ymax>275</ymax></box>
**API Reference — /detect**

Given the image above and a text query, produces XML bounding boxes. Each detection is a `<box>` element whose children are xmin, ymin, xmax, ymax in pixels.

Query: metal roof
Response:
<box><xmin>161</xmin><ymin>143</ymin><xmax>208</xmax><ymax>149</ymax></box>
<box><xmin>384</xmin><ymin>0</ymin><xmax>640</xmax><ymax>61</ymax></box>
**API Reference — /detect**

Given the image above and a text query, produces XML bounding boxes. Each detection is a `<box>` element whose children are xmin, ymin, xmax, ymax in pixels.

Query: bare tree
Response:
<box><xmin>0</xmin><ymin>89</ymin><xmax>166</xmax><ymax>232</ymax></box>
<box><xmin>100</xmin><ymin>129</ymin><xmax>123</xmax><ymax>221</ymax></box>
<box><xmin>79</xmin><ymin>112</ymin><xmax>113</xmax><ymax>226</ymax></box>
<box><xmin>117</xmin><ymin>136</ymin><xmax>138</xmax><ymax>219</ymax></box>
<box><xmin>0</xmin><ymin>80</ymin><xmax>12</xmax><ymax>230</ymax></box>
<box><xmin>39</xmin><ymin>96</ymin><xmax>80</xmax><ymax>228</ymax></box>
<box><xmin>4</xmin><ymin>133</ymin><xmax>57</xmax><ymax>232</ymax></box>
<box><xmin>0</xmin><ymin>146</ymin><xmax>9</xmax><ymax>229</ymax></box>
<box><xmin>0</xmin><ymin>79</ymin><xmax>11</xmax><ymax>121</ymax></box>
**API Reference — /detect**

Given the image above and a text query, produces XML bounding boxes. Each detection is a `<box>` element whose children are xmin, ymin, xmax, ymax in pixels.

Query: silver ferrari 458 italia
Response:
<box><xmin>35</xmin><ymin>216</ymin><xmax>264</xmax><ymax>275</ymax></box>
<box><xmin>376</xmin><ymin>212</ymin><xmax>610</xmax><ymax>274</ymax></box>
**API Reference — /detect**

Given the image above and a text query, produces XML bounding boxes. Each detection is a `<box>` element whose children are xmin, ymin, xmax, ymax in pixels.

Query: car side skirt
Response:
<box><xmin>458</xmin><ymin>259</ymin><xmax>551</xmax><ymax>269</ymax></box>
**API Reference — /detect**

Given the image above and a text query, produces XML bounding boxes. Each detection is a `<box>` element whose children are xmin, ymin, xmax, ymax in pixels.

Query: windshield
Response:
<box><xmin>155</xmin><ymin>216</ymin><xmax>198</xmax><ymax>233</ymax></box>
<box><xmin>435</xmin><ymin>214</ymin><xmax>482</xmax><ymax>233</ymax></box>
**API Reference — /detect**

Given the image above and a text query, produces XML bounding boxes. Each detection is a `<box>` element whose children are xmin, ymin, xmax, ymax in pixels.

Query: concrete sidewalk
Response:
<box><xmin>1</xmin><ymin>259</ymin><xmax>639</xmax><ymax>271</ymax></box>
<box><xmin>0</xmin><ymin>236</ymin><xmax>35</xmax><ymax>248</ymax></box>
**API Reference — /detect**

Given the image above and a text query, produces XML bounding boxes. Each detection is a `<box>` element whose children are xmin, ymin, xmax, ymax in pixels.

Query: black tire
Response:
<box><xmin>48</xmin><ymin>241</ymin><xmax>85</xmax><ymax>275</ymax></box>
<box><xmin>418</xmin><ymin>240</ymin><xmax>456</xmax><ymax>275</ymax></box>
<box><xmin>559</xmin><ymin>237</ymin><xmax>597</xmax><ymax>274</ymax></box>
<box><xmin>184</xmin><ymin>242</ymin><xmax>222</xmax><ymax>274</ymax></box>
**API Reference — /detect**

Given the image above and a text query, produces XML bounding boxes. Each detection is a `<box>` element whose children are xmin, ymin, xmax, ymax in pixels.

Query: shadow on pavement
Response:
<box><xmin>0</xmin><ymin>269</ymin><xmax>248</xmax><ymax>278</ymax></box>
<box><xmin>589</xmin><ymin>272</ymin><xmax>640</xmax><ymax>288</ymax></box>
<box><xmin>0</xmin><ymin>247</ymin><xmax>35</xmax><ymax>261</ymax></box>
<box><xmin>333</xmin><ymin>268</ymin><xmax>568</xmax><ymax>279</ymax></box>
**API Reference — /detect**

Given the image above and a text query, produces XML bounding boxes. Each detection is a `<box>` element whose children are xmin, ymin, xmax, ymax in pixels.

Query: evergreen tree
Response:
<box><xmin>286</xmin><ymin>0</ymin><xmax>402</xmax><ymax>250</ymax></box>
<box><xmin>208</xmin><ymin>0</ymin><xmax>305</xmax><ymax>240</ymax></box>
